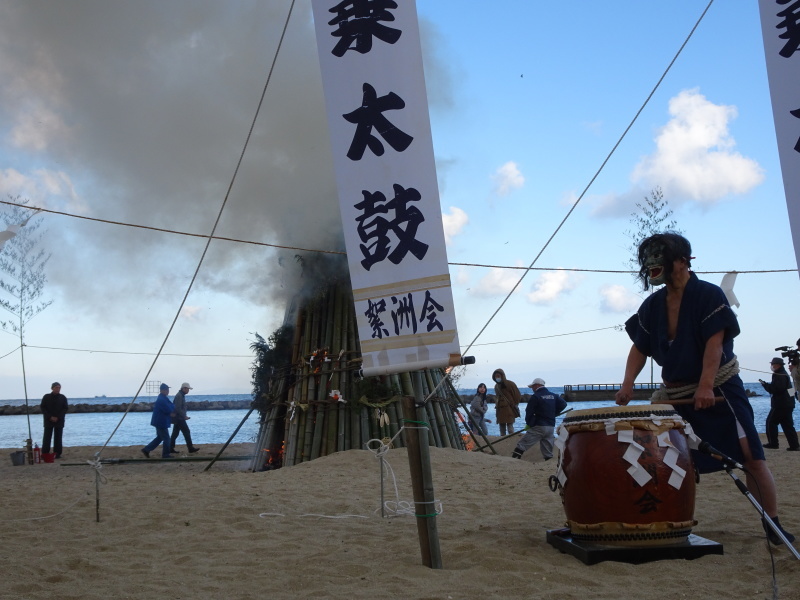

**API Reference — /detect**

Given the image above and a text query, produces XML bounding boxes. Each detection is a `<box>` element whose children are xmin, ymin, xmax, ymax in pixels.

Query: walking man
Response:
<box><xmin>512</xmin><ymin>378</ymin><xmax>566</xmax><ymax>460</ymax></box>
<box><xmin>170</xmin><ymin>382</ymin><xmax>199</xmax><ymax>454</ymax></box>
<box><xmin>41</xmin><ymin>382</ymin><xmax>68</xmax><ymax>459</ymax></box>
<box><xmin>142</xmin><ymin>383</ymin><xmax>175</xmax><ymax>459</ymax></box>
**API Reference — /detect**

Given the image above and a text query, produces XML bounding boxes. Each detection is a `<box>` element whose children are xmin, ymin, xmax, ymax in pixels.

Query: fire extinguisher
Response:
<box><xmin>33</xmin><ymin>443</ymin><xmax>41</xmax><ymax>464</ymax></box>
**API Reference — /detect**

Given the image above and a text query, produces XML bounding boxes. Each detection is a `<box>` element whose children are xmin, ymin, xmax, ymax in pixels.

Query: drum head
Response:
<box><xmin>563</xmin><ymin>404</ymin><xmax>678</xmax><ymax>425</ymax></box>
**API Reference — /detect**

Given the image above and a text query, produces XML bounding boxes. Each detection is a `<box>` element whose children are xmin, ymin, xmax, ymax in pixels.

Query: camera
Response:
<box><xmin>775</xmin><ymin>343</ymin><xmax>800</xmax><ymax>367</ymax></box>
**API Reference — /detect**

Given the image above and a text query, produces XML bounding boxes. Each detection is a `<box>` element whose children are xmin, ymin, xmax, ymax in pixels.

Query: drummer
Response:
<box><xmin>615</xmin><ymin>232</ymin><xmax>794</xmax><ymax>546</ymax></box>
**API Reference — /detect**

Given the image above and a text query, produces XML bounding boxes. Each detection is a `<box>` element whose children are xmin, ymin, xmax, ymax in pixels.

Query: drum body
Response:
<box><xmin>556</xmin><ymin>404</ymin><xmax>696</xmax><ymax>546</ymax></box>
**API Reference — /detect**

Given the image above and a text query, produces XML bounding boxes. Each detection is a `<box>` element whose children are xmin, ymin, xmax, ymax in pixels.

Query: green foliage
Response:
<box><xmin>623</xmin><ymin>187</ymin><xmax>681</xmax><ymax>277</ymax></box>
<box><xmin>0</xmin><ymin>196</ymin><xmax>52</xmax><ymax>337</ymax></box>
<box><xmin>250</xmin><ymin>325</ymin><xmax>294</xmax><ymax>409</ymax></box>
<box><xmin>354</xmin><ymin>376</ymin><xmax>400</xmax><ymax>403</ymax></box>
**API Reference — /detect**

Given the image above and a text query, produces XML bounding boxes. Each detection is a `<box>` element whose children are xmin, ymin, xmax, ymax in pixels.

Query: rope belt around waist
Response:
<box><xmin>649</xmin><ymin>357</ymin><xmax>739</xmax><ymax>404</ymax></box>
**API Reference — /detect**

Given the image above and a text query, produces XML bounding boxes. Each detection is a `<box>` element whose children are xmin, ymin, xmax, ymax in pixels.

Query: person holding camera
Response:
<box><xmin>760</xmin><ymin>357</ymin><xmax>799</xmax><ymax>451</ymax></box>
<box><xmin>788</xmin><ymin>338</ymin><xmax>800</xmax><ymax>399</ymax></box>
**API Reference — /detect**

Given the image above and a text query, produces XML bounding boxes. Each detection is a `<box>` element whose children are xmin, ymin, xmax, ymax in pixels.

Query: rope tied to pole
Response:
<box><xmin>365</xmin><ymin>425</ymin><xmax>443</xmax><ymax>518</ymax></box>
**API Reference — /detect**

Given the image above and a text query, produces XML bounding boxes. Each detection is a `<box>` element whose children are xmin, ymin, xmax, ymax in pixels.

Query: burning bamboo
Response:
<box><xmin>250</xmin><ymin>261</ymin><xmax>466</xmax><ymax>471</ymax></box>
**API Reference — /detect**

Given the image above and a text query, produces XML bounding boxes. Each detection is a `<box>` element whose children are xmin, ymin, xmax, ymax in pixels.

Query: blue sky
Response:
<box><xmin>0</xmin><ymin>1</ymin><xmax>797</xmax><ymax>399</ymax></box>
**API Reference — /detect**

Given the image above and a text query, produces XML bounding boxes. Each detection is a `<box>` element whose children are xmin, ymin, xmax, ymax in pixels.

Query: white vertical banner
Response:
<box><xmin>759</xmin><ymin>0</ymin><xmax>800</xmax><ymax>279</ymax></box>
<box><xmin>311</xmin><ymin>0</ymin><xmax>463</xmax><ymax>376</ymax></box>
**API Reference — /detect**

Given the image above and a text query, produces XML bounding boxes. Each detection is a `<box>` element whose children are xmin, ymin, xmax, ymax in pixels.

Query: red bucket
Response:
<box><xmin>41</xmin><ymin>452</ymin><xmax>56</xmax><ymax>463</ymax></box>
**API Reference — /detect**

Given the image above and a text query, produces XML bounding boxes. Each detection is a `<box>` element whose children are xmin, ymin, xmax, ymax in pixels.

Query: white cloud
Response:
<box><xmin>441</xmin><ymin>205</ymin><xmax>468</xmax><ymax>245</ymax></box>
<box><xmin>179</xmin><ymin>306</ymin><xmax>203</xmax><ymax>321</ymax></box>
<box><xmin>491</xmin><ymin>161</ymin><xmax>524</xmax><ymax>196</ymax></box>
<box><xmin>470</xmin><ymin>266</ymin><xmax>524</xmax><ymax>297</ymax></box>
<box><xmin>632</xmin><ymin>89</ymin><xmax>763</xmax><ymax>203</ymax></box>
<box><xmin>0</xmin><ymin>167</ymin><xmax>86</xmax><ymax>214</ymax></box>
<box><xmin>526</xmin><ymin>270</ymin><xmax>582</xmax><ymax>305</ymax></box>
<box><xmin>598</xmin><ymin>284</ymin><xmax>640</xmax><ymax>313</ymax></box>
<box><xmin>454</xmin><ymin>266</ymin><xmax>470</xmax><ymax>287</ymax></box>
<box><xmin>10</xmin><ymin>104</ymin><xmax>70</xmax><ymax>151</ymax></box>
<box><xmin>591</xmin><ymin>89</ymin><xmax>764</xmax><ymax>216</ymax></box>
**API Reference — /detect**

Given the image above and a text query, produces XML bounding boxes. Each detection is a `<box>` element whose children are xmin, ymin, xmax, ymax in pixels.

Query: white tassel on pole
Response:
<box><xmin>0</xmin><ymin>210</ymin><xmax>41</xmax><ymax>251</ymax></box>
<box><xmin>720</xmin><ymin>271</ymin><xmax>740</xmax><ymax>308</ymax></box>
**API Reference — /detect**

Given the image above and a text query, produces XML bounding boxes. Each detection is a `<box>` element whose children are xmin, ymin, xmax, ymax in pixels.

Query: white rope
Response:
<box><xmin>365</xmin><ymin>426</ymin><xmax>443</xmax><ymax>518</ymax></box>
<box><xmin>649</xmin><ymin>357</ymin><xmax>740</xmax><ymax>402</ymax></box>
<box><xmin>257</xmin><ymin>425</ymin><xmax>443</xmax><ymax>521</ymax></box>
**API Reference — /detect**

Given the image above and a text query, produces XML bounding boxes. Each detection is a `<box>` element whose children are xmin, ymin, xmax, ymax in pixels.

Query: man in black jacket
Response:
<box><xmin>41</xmin><ymin>382</ymin><xmax>68</xmax><ymax>458</ymax></box>
<box><xmin>511</xmin><ymin>378</ymin><xmax>566</xmax><ymax>460</ymax></box>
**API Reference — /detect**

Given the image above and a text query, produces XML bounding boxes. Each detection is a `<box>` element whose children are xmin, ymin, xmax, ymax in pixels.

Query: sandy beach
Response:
<box><xmin>1</xmin><ymin>434</ymin><xmax>799</xmax><ymax>600</ymax></box>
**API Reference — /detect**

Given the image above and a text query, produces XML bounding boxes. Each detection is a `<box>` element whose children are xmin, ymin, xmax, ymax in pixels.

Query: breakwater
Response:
<box><xmin>0</xmin><ymin>399</ymin><xmax>252</xmax><ymax>416</ymax></box>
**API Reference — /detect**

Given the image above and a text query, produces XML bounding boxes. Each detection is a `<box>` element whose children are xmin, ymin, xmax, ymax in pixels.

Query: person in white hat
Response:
<box><xmin>170</xmin><ymin>382</ymin><xmax>200</xmax><ymax>454</ymax></box>
<box><xmin>511</xmin><ymin>378</ymin><xmax>566</xmax><ymax>461</ymax></box>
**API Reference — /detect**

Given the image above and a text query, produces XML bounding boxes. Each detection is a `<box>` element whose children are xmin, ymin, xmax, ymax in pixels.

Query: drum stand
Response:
<box><xmin>722</xmin><ymin>464</ymin><xmax>800</xmax><ymax>559</ymax></box>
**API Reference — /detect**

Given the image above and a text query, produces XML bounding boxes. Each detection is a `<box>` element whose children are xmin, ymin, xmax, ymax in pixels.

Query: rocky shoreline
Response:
<box><xmin>0</xmin><ymin>400</ymin><xmax>252</xmax><ymax>416</ymax></box>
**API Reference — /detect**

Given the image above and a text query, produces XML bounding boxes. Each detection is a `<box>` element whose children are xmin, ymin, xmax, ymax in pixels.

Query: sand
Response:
<box><xmin>1</xmin><ymin>434</ymin><xmax>799</xmax><ymax>600</ymax></box>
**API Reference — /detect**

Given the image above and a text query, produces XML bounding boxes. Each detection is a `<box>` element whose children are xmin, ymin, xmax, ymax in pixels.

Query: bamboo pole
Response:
<box><xmin>294</xmin><ymin>404</ymin><xmax>308</xmax><ymax>463</ymax></box>
<box><xmin>310</xmin><ymin>403</ymin><xmax>327</xmax><ymax>460</ymax></box>
<box><xmin>300</xmin><ymin>404</ymin><xmax>314</xmax><ymax>462</ymax></box>
<box><xmin>359</xmin><ymin>405</ymin><xmax>370</xmax><ymax>449</ymax></box>
<box><xmin>402</xmin><ymin>382</ymin><xmax>442</xmax><ymax>569</ymax></box>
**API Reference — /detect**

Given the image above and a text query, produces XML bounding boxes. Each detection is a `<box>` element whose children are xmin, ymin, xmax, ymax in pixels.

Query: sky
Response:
<box><xmin>0</xmin><ymin>0</ymin><xmax>798</xmax><ymax>400</ymax></box>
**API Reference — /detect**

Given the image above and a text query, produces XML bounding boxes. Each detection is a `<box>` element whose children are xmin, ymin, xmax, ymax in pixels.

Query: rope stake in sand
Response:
<box><xmin>256</xmin><ymin>425</ymin><xmax>442</xmax><ymax>522</ymax></box>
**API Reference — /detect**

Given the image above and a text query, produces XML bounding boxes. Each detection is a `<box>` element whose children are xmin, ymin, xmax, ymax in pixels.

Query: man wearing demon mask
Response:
<box><xmin>615</xmin><ymin>232</ymin><xmax>795</xmax><ymax>545</ymax></box>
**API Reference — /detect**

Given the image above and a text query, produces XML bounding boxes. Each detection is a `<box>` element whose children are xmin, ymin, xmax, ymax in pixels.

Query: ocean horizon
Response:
<box><xmin>1</xmin><ymin>384</ymin><xmax>790</xmax><ymax>449</ymax></box>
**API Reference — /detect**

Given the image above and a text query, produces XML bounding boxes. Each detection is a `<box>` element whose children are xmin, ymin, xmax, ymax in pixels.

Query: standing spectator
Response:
<box><xmin>789</xmin><ymin>338</ymin><xmax>800</xmax><ymax>399</ymax></box>
<box><xmin>41</xmin><ymin>382</ymin><xmax>68</xmax><ymax>459</ymax></box>
<box><xmin>492</xmin><ymin>368</ymin><xmax>521</xmax><ymax>436</ymax></box>
<box><xmin>512</xmin><ymin>378</ymin><xmax>567</xmax><ymax>461</ymax></box>
<box><xmin>760</xmin><ymin>357</ymin><xmax>799</xmax><ymax>451</ymax></box>
<box><xmin>142</xmin><ymin>383</ymin><xmax>175</xmax><ymax>459</ymax></box>
<box><xmin>469</xmin><ymin>383</ymin><xmax>491</xmax><ymax>435</ymax></box>
<box><xmin>170</xmin><ymin>382</ymin><xmax>200</xmax><ymax>454</ymax></box>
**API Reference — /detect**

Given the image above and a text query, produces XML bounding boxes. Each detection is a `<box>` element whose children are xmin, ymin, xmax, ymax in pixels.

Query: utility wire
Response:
<box><xmin>0</xmin><ymin>345</ymin><xmax>20</xmax><ymax>361</ymax></box>
<box><xmin>95</xmin><ymin>0</ymin><xmax>298</xmax><ymax>455</ymax></box>
<box><xmin>0</xmin><ymin>198</ymin><xmax>344</xmax><ymax>256</ymax></box>
<box><xmin>24</xmin><ymin>344</ymin><xmax>250</xmax><ymax>358</ymax></box>
<box><xmin>470</xmin><ymin>325</ymin><xmax>621</xmax><ymax>347</ymax></box>
<box><xmin>2</xmin><ymin>199</ymin><xmax>794</xmax><ymax>276</ymax></box>
<box><xmin>459</xmin><ymin>0</ymin><xmax>716</xmax><ymax>357</ymax></box>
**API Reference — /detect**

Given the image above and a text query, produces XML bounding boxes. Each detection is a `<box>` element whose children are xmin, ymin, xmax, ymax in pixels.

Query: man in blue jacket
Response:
<box><xmin>512</xmin><ymin>378</ymin><xmax>566</xmax><ymax>460</ymax></box>
<box><xmin>141</xmin><ymin>383</ymin><xmax>176</xmax><ymax>459</ymax></box>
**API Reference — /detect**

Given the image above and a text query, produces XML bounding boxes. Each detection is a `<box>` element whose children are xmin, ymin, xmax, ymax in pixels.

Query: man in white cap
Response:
<box><xmin>170</xmin><ymin>382</ymin><xmax>200</xmax><ymax>454</ymax></box>
<box><xmin>511</xmin><ymin>378</ymin><xmax>566</xmax><ymax>461</ymax></box>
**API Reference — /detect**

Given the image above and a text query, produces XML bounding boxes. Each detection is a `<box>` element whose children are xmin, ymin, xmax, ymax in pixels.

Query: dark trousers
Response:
<box><xmin>170</xmin><ymin>419</ymin><xmax>194</xmax><ymax>450</ymax></box>
<box><xmin>766</xmin><ymin>403</ymin><xmax>799</xmax><ymax>449</ymax></box>
<box><xmin>42</xmin><ymin>422</ymin><xmax>63</xmax><ymax>456</ymax></box>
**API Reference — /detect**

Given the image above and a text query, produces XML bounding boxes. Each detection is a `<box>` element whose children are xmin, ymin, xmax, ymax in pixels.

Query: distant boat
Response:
<box><xmin>94</xmin><ymin>395</ymin><xmax>107</xmax><ymax>398</ymax></box>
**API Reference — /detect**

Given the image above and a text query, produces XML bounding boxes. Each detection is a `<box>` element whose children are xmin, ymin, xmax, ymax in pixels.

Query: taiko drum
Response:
<box><xmin>555</xmin><ymin>404</ymin><xmax>696</xmax><ymax>546</ymax></box>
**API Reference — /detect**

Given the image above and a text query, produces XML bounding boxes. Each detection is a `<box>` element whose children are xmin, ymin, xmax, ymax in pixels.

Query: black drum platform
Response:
<box><xmin>546</xmin><ymin>528</ymin><xmax>723</xmax><ymax>565</ymax></box>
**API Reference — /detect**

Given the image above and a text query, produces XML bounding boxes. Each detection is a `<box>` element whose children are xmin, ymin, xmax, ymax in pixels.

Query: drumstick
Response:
<box><xmin>657</xmin><ymin>396</ymin><xmax>725</xmax><ymax>405</ymax></box>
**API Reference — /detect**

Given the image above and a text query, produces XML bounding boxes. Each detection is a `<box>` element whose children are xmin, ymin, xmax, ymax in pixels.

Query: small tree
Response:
<box><xmin>623</xmin><ymin>187</ymin><xmax>681</xmax><ymax>385</ymax></box>
<box><xmin>624</xmin><ymin>186</ymin><xmax>681</xmax><ymax>277</ymax></box>
<box><xmin>0</xmin><ymin>196</ymin><xmax>53</xmax><ymax>444</ymax></box>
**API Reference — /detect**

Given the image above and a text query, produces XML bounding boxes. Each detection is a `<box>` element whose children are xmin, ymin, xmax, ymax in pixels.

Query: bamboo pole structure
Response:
<box><xmin>250</xmin><ymin>271</ymin><xmax>470</xmax><ymax>471</ymax></box>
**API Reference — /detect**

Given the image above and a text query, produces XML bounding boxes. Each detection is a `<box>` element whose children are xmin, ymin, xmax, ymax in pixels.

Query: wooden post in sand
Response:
<box><xmin>402</xmin><ymin>374</ymin><xmax>442</xmax><ymax>569</ymax></box>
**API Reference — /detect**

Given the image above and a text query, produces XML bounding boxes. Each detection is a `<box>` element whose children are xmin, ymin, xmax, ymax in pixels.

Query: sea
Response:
<box><xmin>456</xmin><ymin>382</ymin><xmax>783</xmax><ymax>437</ymax></box>
<box><xmin>0</xmin><ymin>394</ymin><xmax>258</xmax><ymax>449</ymax></box>
<box><xmin>0</xmin><ymin>384</ymin><xmax>788</xmax><ymax>449</ymax></box>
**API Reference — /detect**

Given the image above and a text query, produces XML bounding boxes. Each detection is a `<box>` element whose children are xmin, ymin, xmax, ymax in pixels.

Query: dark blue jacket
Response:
<box><xmin>525</xmin><ymin>386</ymin><xmax>566</xmax><ymax>428</ymax></box>
<box><xmin>150</xmin><ymin>394</ymin><xmax>175</xmax><ymax>429</ymax></box>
